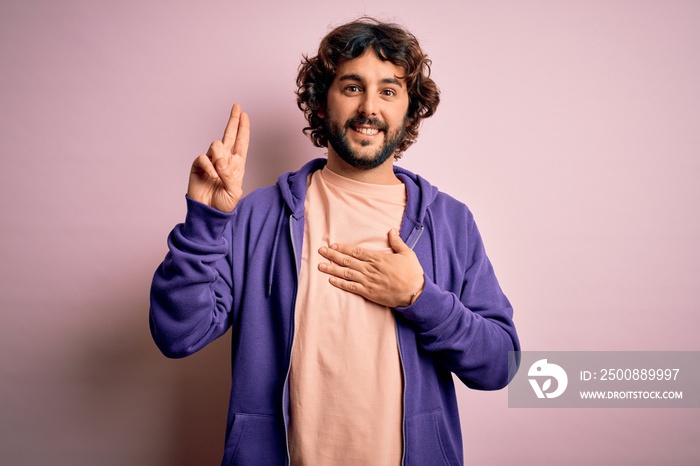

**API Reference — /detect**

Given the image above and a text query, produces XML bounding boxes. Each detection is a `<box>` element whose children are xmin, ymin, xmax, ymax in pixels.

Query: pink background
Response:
<box><xmin>1</xmin><ymin>0</ymin><xmax>699</xmax><ymax>464</ymax></box>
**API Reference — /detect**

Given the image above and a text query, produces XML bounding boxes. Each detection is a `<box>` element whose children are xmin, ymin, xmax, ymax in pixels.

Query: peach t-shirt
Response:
<box><xmin>289</xmin><ymin>167</ymin><xmax>406</xmax><ymax>465</ymax></box>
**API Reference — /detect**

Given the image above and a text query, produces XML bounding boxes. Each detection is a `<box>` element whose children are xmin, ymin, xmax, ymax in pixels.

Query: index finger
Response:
<box><xmin>321</xmin><ymin>244</ymin><xmax>373</xmax><ymax>265</ymax></box>
<box><xmin>221</xmin><ymin>103</ymin><xmax>243</xmax><ymax>152</ymax></box>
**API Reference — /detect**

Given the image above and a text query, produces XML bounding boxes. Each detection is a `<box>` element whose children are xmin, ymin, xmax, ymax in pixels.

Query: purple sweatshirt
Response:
<box><xmin>150</xmin><ymin>158</ymin><xmax>520</xmax><ymax>465</ymax></box>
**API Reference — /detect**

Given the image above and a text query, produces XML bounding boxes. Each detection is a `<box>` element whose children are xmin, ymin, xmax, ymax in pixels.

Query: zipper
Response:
<box><xmin>398</xmin><ymin>224</ymin><xmax>424</xmax><ymax>466</ymax></box>
<box><xmin>407</xmin><ymin>224</ymin><xmax>424</xmax><ymax>250</ymax></box>
<box><xmin>396</xmin><ymin>322</ymin><xmax>408</xmax><ymax>466</ymax></box>
<box><xmin>282</xmin><ymin>214</ymin><xmax>301</xmax><ymax>465</ymax></box>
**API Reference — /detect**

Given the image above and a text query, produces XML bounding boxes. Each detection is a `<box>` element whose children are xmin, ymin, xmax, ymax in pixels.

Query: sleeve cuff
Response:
<box><xmin>395</xmin><ymin>278</ymin><xmax>459</xmax><ymax>332</ymax></box>
<box><xmin>180</xmin><ymin>195</ymin><xmax>236</xmax><ymax>242</ymax></box>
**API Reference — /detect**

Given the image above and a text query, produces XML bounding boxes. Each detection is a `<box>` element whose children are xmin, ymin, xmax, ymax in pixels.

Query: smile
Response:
<box><xmin>353</xmin><ymin>126</ymin><xmax>380</xmax><ymax>136</ymax></box>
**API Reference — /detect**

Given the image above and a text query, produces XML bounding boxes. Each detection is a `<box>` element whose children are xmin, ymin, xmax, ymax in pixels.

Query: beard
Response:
<box><xmin>322</xmin><ymin>114</ymin><xmax>406</xmax><ymax>170</ymax></box>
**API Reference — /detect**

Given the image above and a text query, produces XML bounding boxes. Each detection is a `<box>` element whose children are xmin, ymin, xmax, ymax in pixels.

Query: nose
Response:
<box><xmin>358</xmin><ymin>92</ymin><xmax>378</xmax><ymax>117</ymax></box>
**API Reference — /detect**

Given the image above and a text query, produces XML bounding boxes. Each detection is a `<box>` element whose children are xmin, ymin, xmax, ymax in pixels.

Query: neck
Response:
<box><xmin>325</xmin><ymin>152</ymin><xmax>401</xmax><ymax>185</ymax></box>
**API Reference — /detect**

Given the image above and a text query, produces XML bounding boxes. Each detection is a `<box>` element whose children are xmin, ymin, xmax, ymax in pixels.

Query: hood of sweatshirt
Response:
<box><xmin>275</xmin><ymin>157</ymin><xmax>440</xmax><ymax>227</ymax></box>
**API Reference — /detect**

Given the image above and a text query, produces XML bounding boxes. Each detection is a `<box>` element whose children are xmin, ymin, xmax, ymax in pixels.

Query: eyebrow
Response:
<box><xmin>338</xmin><ymin>73</ymin><xmax>404</xmax><ymax>88</ymax></box>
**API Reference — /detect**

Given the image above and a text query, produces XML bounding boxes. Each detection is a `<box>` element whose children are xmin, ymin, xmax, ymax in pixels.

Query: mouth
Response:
<box><xmin>347</xmin><ymin>116</ymin><xmax>387</xmax><ymax>138</ymax></box>
<box><xmin>352</xmin><ymin>125</ymin><xmax>381</xmax><ymax>136</ymax></box>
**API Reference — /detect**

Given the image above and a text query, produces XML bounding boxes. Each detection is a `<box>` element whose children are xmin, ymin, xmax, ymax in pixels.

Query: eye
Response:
<box><xmin>344</xmin><ymin>84</ymin><xmax>362</xmax><ymax>93</ymax></box>
<box><xmin>381</xmin><ymin>88</ymin><xmax>397</xmax><ymax>97</ymax></box>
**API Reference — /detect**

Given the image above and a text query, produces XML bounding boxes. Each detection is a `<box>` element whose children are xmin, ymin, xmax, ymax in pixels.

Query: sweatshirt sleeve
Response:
<box><xmin>396</xmin><ymin>210</ymin><xmax>520</xmax><ymax>390</ymax></box>
<box><xmin>149</xmin><ymin>196</ymin><xmax>236</xmax><ymax>358</ymax></box>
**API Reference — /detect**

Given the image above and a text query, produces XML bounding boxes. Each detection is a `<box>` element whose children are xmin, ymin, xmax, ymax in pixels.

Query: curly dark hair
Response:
<box><xmin>296</xmin><ymin>17</ymin><xmax>440</xmax><ymax>159</ymax></box>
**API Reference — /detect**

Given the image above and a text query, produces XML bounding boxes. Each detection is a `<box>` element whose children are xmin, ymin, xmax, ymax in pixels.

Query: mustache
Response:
<box><xmin>345</xmin><ymin>116</ymin><xmax>388</xmax><ymax>132</ymax></box>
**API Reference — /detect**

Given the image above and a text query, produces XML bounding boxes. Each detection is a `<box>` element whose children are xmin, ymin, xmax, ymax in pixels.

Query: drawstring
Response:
<box><xmin>267</xmin><ymin>206</ymin><xmax>286</xmax><ymax>296</ymax></box>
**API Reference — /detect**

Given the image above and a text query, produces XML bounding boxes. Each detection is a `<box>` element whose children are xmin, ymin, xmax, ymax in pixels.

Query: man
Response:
<box><xmin>150</xmin><ymin>17</ymin><xmax>520</xmax><ymax>466</ymax></box>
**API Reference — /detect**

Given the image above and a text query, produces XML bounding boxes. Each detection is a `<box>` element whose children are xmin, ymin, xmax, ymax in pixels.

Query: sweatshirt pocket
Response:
<box><xmin>405</xmin><ymin>409</ymin><xmax>460</xmax><ymax>465</ymax></box>
<box><xmin>224</xmin><ymin>413</ymin><xmax>283</xmax><ymax>466</ymax></box>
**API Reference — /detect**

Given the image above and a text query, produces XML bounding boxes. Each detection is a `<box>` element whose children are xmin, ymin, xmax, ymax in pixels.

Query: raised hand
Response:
<box><xmin>188</xmin><ymin>103</ymin><xmax>251</xmax><ymax>212</ymax></box>
<box><xmin>317</xmin><ymin>229</ymin><xmax>425</xmax><ymax>308</ymax></box>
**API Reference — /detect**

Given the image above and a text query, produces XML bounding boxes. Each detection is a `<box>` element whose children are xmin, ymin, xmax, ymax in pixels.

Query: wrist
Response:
<box><xmin>408</xmin><ymin>288</ymin><xmax>423</xmax><ymax>305</ymax></box>
<box><xmin>406</xmin><ymin>276</ymin><xmax>425</xmax><ymax>306</ymax></box>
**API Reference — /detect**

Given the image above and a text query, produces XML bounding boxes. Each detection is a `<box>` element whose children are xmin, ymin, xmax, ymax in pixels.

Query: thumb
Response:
<box><xmin>215</xmin><ymin>154</ymin><xmax>230</xmax><ymax>171</ymax></box>
<box><xmin>215</xmin><ymin>154</ymin><xmax>241</xmax><ymax>197</ymax></box>
<box><xmin>215</xmin><ymin>154</ymin><xmax>237</xmax><ymax>186</ymax></box>
<box><xmin>389</xmin><ymin>229</ymin><xmax>410</xmax><ymax>253</ymax></box>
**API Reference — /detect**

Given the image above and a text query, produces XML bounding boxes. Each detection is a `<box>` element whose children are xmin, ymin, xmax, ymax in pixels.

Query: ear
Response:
<box><xmin>316</xmin><ymin>108</ymin><xmax>325</xmax><ymax>118</ymax></box>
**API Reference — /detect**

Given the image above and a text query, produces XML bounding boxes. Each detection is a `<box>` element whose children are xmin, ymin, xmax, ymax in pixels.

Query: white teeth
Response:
<box><xmin>356</xmin><ymin>127</ymin><xmax>379</xmax><ymax>135</ymax></box>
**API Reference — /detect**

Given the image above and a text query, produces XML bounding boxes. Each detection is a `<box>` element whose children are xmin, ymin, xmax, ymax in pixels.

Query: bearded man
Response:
<box><xmin>150</xmin><ymin>17</ymin><xmax>520</xmax><ymax>466</ymax></box>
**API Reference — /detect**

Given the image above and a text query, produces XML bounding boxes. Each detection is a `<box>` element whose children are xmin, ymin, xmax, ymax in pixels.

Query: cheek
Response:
<box><xmin>396</xmin><ymin>99</ymin><xmax>411</xmax><ymax>127</ymax></box>
<box><xmin>393</xmin><ymin>110</ymin><xmax>410</xmax><ymax>129</ymax></box>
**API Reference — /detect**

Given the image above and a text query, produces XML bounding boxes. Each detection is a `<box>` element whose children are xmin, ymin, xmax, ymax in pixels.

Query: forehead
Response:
<box><xmin>333</xmin><ymin>50</ymin><xmax>406</xmax><ymax>84</ymax></box>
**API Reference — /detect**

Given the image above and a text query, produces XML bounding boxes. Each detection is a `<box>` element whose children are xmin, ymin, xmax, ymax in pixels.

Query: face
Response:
<box><xmin>321</xmin><ymin>50</ymin><xmax>410</xmax><ymax>170</ymax></box>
